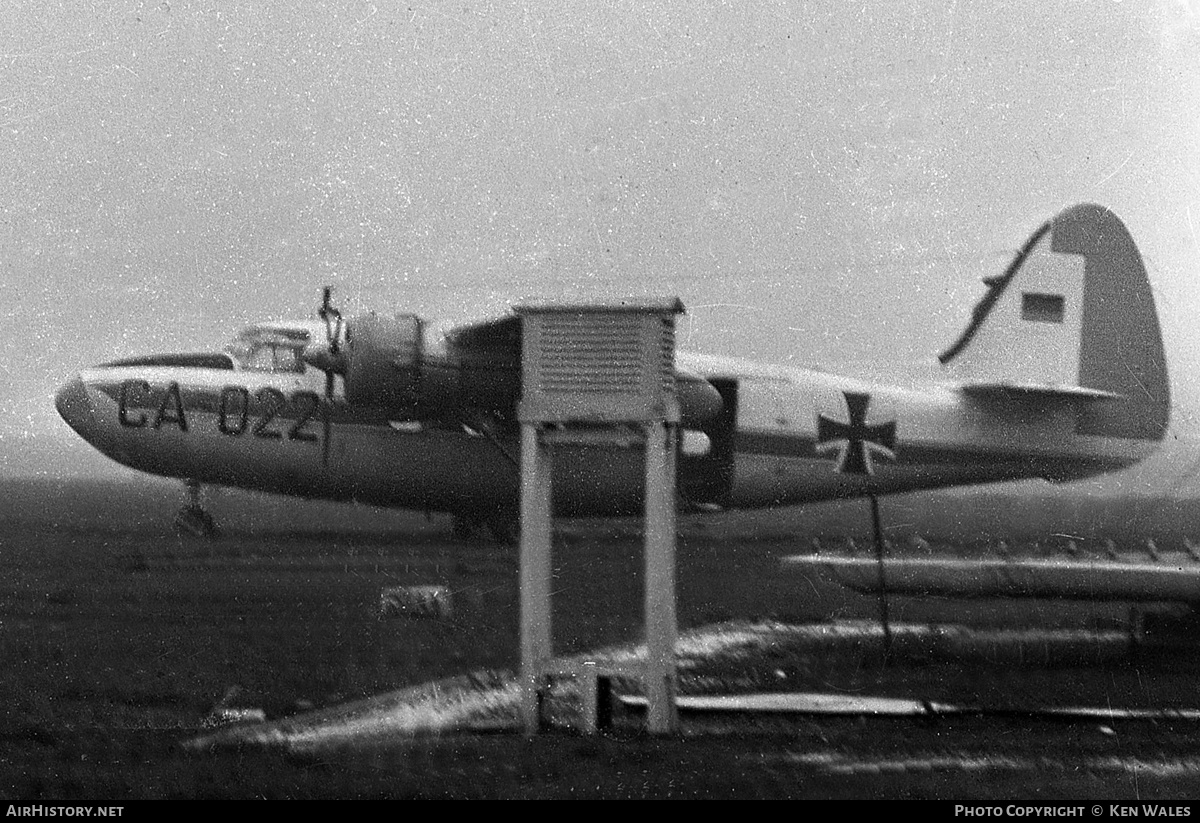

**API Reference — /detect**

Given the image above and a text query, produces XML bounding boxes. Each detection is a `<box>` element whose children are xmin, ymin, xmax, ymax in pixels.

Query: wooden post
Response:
<box><xmin>519</xmin><ymin>423</ymin><xmax>553</xmax><ymax>732</ymax></box>
<box><xmin>869</xmin><ymin>494</ymin><xmax>892</xmax><ymax>660</ymax></box>
<box><xmin>643</xmin><ymin>420</ymin><xmax>679</xmax><ymax>734</ymax></box>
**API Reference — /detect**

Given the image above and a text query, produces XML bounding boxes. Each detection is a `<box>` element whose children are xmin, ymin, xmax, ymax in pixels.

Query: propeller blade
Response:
<box><xmin>312</xmin><ymin>286</ymin><xmax>346</xmax><ymax>400</ymax></box>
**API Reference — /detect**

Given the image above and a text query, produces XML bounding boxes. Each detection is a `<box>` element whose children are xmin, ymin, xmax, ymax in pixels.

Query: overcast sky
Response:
<box><xmin>3</xmin><ymin>1</ymin><xmax>1200</xmax><ymax>486</ymax></box>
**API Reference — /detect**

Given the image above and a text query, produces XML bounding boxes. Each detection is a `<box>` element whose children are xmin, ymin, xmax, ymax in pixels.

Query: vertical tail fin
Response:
<box><xmin>940</xmin><ymin>203</ymin><xmax>1169</xmax><ymax>441</ymax></box>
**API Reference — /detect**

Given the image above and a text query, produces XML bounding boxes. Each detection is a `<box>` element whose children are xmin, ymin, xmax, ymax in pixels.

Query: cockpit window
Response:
<box><xmin>242</xmin><ymin>343</ymin><xmax>304</xmax><ymax>373</ymax></box>
<box><xmin>225</xmin><ymin>327</ymin><xmax>310</xmax><ymax>373</ymax></box>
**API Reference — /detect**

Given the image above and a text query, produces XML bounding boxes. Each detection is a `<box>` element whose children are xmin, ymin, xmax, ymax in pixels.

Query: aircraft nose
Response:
<box><xmin>55</xmin><ymin>375</ymin><xmax>95</xmax><ymax>436</ymax></box>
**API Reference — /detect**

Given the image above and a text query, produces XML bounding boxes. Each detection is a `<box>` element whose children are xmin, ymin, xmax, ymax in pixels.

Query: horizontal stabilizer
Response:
<box><xmin>782</xmin><ymin>555</ymin><xmax>1200</xmax><ymax>604</ymax></box>
<box><xmin>959</xmin><ymin>383</ymin><xmax>1123</xmax><ymax>403</ymax></box>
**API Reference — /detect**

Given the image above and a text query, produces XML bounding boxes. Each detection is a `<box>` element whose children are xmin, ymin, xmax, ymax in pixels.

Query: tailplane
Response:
<box><xmin>940</xmin><ymin>203</ymin><xmax>1169</xmax><ymax>441</ymax></box>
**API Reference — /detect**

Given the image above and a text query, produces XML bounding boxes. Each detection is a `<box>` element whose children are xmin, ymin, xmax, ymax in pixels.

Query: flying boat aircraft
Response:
<box><xmin>56</xmin><ymin>204</ymin><xmax>1170</xmax><ymax>555</ymax></box>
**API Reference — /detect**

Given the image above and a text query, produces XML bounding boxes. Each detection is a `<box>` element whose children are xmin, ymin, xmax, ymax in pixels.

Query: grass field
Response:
<box><xmin>5</xmin><ymin>477</ymin><xmax>1200</xmax><ymax>798</ymax></box>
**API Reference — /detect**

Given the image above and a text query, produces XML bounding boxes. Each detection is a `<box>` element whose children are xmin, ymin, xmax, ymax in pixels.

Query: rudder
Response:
<box><xmin>939</xmin><ymin>203</ymin><xmax>1169</xmax><ymax>441</ymax></box>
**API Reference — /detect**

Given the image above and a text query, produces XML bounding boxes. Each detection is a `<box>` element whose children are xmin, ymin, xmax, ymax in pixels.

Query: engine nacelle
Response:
<box><xmin>342</xmin><ymin>313</ymin><xmax>458</xmax><ymax>419</ymax></box>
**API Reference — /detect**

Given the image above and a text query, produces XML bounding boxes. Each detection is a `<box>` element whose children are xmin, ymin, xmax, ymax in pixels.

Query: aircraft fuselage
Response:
<box><xmin>52</xmin><ymin>206</ymin><xmax>1172</xmax><ymax>537</ymax></box>
<box><xmin>55</xmin><ymin>351</ymin><xmax>1151</xmax><ymax>523</ymax></box>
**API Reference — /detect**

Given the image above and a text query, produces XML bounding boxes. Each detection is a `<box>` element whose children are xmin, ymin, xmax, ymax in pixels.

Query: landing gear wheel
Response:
<box><xmin>175</xmin><ymin>505</ymin><xmax>217</xmax><ymax>538</ymax></box>
<box><xmin>176</xmin><ymin>480</ymin><xmax>218</xmax><ymax>538</ymax></box>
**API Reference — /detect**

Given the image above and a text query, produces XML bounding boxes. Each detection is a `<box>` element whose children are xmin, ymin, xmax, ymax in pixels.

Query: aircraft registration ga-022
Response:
<box><xmin>56</xmin><ymin>203</ymin><xmax>1169</xmax><ymax>544</ymax></box>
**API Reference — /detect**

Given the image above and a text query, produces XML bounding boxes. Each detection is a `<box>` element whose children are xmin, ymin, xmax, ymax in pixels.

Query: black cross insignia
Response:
<box><xmin>816</xmin><ymin>391</ymin><xmax>897</xmax><ymax>476</ymax></box>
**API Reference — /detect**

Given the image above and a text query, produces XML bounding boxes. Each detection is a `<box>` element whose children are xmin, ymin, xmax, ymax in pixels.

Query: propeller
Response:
<box><xmin>305</xmin><ymin>286</ymin><xmax>348</xmax><ymax>468</ymax></box>
<box><xmin>306</xmin><ymin>286</ymin><xmax>347</xmax><ymax>400</ymax></box>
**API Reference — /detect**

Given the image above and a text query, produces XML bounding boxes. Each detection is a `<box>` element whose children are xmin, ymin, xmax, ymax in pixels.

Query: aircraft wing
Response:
<box><xmin>782</xmin><ymin>555</ymin><xmax>1200</xmax><ymax>604</ymax></box>
<box><xmin>444</xmin><ymin>313</ymin><xmax>724</xmax><ymax>428</ymax></box>
<box><xmin>445</xmin><ymin>315</ymin><xmax>522</xmax><ymax>356</ymax></box>
<box><xmin>436</xmin><ymin>315</ymin><xmax>524</xmax><ymax>420</ymax></box>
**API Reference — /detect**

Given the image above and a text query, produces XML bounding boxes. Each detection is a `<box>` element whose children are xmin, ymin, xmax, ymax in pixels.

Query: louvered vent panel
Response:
<box><xmin>660</xmin><ymin>318</ymin><xmax>675</xmax><ymax>395</ymax></box>
<box><xmin>535</xmin><ymin>314</ymin><xmax>644</xmax><ymax>394</ymax></box>
<box><xmin>516</xmin><ymin>299</ymin><xmax>683</xmax><ymax>424</ymax></box>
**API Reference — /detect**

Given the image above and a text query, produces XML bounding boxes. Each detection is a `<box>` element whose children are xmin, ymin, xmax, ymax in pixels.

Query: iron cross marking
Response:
<box><xmin>816</xmin><ymin>391</ymin><xmax>897</xmax><ymax>476</ymax></box>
